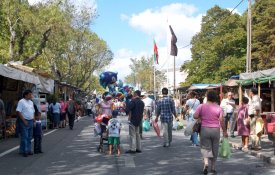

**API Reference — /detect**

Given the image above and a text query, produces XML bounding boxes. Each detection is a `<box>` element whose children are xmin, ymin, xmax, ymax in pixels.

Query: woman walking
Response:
<box><xmin>237</xmin><ymin>97</ymin><xmax>250</xmax><ymax>152</ymax></box>
<box><xmin>49</xmin><ymin>100</ymin><xmax>61</xmax><ymax>129</ymax></box>
<box><xmin>185</xmin><ymin>91</ymin><xmax>200</xmax><ymax>146</ymax></box>
<box><xmin>194</xmin><ymin>91</ymin><xmax>228</xmax><ymax>174</ymax></box>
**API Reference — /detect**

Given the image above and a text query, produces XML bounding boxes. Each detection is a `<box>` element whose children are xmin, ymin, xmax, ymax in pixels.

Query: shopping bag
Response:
<box><xmin>94</xmin><ymin>123</ymin><xmax>101</xmax><ymax>136</ymax></box>
<box><xmin>184</xmin><ymin>120</ymin><xmax>197</xmax><ymax>136</ymax></box>
<box><xmin>256</xmin><ymin>117</ymin><xmax>264</xmax><ymax>137</ymax></box>
<box><xmin>219</xmin><ymin>138</ymin><xmax>231</xmax><ymax>159</ymax></box>
<box><xmin>143</xmin><ymin>120</ymin><xmax>150</xmax><ymax>131</ymax></box>
<box><xmin>172</xmin><ymin>120</ymin><xmax>178</xmax><ymax>130</ymax></box>
<box><xmin>177</xmin><ymin>120</ymin><xmax>184</xmax><ymax>130</ymax></box>
<box><xmin>152</xmin><ymin>121</ymin><xmax>160</xmax><ymax>137</ymax></box>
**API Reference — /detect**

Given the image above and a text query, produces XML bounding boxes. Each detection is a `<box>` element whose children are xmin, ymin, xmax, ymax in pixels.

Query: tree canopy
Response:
<box><xmin>125</xmin><ymin>56</ymin><xmax>166</xmax><ymax>92</ymax></box>
<box><xmin>181</xmin><ymin>1</ymin><xmax>275</xmax><ymax>86</ymax></box>
<box><xmin>0</xmin><ymin>0</ymin><xmax>113</xmax><ymax>94</ymax></box>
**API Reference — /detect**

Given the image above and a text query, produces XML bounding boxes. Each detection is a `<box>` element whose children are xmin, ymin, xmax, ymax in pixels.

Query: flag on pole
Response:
<box><xmin>153</xmin><ymin>40</ymin><xmax>159</xmax><ymax>64</ymax></box>
<box><xmin>169</xmin><ymin>25</ymin><xmax>178</xmax><ymax>56</ymax></box>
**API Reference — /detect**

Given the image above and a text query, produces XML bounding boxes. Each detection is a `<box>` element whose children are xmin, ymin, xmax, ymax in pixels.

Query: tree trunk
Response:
<box><xmin>23</xmin><ymin>28</ymin><xmax>51</xmax><ymax>65</ymax></box>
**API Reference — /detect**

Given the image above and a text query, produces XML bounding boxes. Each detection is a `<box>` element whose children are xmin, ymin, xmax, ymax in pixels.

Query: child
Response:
<box><xmin>107</xmin><ymin>110</ymin><xmax>121</xmax><ymax>155</ymax></box>
<box><xmin>33</xmin><ymin>112</ymin><xmax>43</xmax><ymax>154</ymax></box>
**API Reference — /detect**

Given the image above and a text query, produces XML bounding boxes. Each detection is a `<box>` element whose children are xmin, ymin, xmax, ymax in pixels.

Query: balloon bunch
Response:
<box><xmin>99</xmin><ymin>71</ymin><xmax>133</xmax><ymax>101</ymax></box>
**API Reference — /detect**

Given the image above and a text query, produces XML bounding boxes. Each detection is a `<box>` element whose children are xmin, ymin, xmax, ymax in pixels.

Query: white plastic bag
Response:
<box><xmin>184</xmin><ymin>119</ymin><xmax>197</xmax><ymax>136</ymax></box>
<box><xmin>94</xmin><ymin>123</ymin><xmax>101</xmax><ymax>136</ymax></box>
<box><xmin>173</xmin><ymin>120</ymin><xmax>178</xmax><ymax>130</ymax></box>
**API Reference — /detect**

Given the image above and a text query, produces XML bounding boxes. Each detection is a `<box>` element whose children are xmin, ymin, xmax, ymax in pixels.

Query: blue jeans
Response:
<box><xmin>19</xmin><ymin>119</ymin><xmax>33</xmax><ymax>154</ymax></box>
<box><xmin>188</xmin><ymin>113</ymin><xmax>199</xmax><ymax>145</ymax></box>
<box><xmin>191</xmin><ymin>132</ymin><xmax>199</xmax><ymax>145</ymax></box>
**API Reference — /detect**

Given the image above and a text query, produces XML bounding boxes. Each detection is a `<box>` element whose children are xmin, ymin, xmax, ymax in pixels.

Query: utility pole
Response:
<box><xmin>246</xmin><ymin>0</ymin><xmax>252</xmax><ymax>73</ymax></box>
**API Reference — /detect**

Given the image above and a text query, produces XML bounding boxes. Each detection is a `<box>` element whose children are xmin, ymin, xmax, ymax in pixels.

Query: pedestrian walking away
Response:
<box><xmin>194</xmin><ymin>90</ymin><xmax>228</xmax><ymax>175</ymax></box>
<box><xmin>185</xmin><ymin>91</ymin><xmax>201</xmax><ymax>146</ymax></box>
<box><xmin>155</xmin><ymin>88</ymin><xmax>177</xmax><ymax>147</ymax></box>
<box><xmin>16</xmin><ymin>90</ymin><xmax>35</xmax><ymax>157</ymax></box>
<box><xmin>67</xmin><ymin>97</ymin><xmax>77</xmax><ymax>130</ymax></box>
<box><xmin>126</xmin><ymin>90</ymin><xmax>144</xmax><ymax>154</ymax></box>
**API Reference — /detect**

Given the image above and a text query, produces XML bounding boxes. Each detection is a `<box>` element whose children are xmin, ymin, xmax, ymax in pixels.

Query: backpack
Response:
<box><xmin>67</xmin><ymin>101</ymin><xmax>75</xmax><ymax>115</ymax></box>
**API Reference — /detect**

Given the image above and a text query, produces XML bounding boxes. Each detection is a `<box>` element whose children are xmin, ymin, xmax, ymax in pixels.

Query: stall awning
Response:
<box><xmin>238</xmin><ymin>68</ymin><xmax>275</xmax><ymax>86</ymax></box>
<box><xmin>0</xmin><ymin>64</ymin><xmax>54</xmax><ymax>93</ymax></box>
<box><xmin>188</xmin><ymin>84</ymin><xmax>221</xmax><ymax>90</ymax></box>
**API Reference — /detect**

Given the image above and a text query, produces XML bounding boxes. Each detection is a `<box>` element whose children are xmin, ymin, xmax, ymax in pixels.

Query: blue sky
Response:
<box><xmin>28</xmin><ymin>0</ymin><xmax>248</xmax><ymax>80</ymax></box>
<box><xmin>92</xmin><ymin>0</ymin><xmax>248</xmax><ymax>80</ymax></box>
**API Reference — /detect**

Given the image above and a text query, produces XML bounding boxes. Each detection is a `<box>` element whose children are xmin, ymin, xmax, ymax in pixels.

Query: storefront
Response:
<box><xmin>0</xmin><ymin>64</ymin><xmax>54</xmax><ymax>138</ymax></box>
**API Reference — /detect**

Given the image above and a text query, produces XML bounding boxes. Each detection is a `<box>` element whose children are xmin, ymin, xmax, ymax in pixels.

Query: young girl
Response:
<box><xmin>237</xmin><ymin>97</ymin><xmax>250</xmax><ymax>152</ymax></box>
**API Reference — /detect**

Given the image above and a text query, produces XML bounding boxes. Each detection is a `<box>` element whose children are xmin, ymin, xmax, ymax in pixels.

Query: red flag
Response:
<box><xmin>153</xmin><ymin>40</ymin><xmax>159</xmax><ymax>64</ymax></box>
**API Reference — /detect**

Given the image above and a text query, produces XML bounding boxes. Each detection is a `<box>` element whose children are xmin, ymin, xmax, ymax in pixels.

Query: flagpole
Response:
<box><xmin>154</xmin><ymin>63</ymin><xmax>156</xmax><ymax>101</ymax></box>
<box><xmin>173</xmin><ymin>56</ymin><xmax>176</xmax><ymax>95</ymax></box>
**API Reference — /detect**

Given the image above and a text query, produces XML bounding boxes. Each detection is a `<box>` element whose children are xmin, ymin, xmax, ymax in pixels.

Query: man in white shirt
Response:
<box><xmin>221</xmin><ymin>92</ymin><xmax>236</xmax><ymax>137</ymax></box>
<box><xmin>142</xmin><ymin>94</ymin><xmax>154</xmax><ymax>120</ymax></box>
<box><xmin>248</xmin><ymin>88</ymin><xmax>262</xmax><ymax>150</ymax></box>
<box><xmin>16</xmin><ymin>90</ymin><xmax>35</xmax><ymax>157</ymax></box>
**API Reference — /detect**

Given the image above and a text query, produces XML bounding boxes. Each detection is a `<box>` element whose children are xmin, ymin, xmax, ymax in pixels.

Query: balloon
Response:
<box><xmin>99</xmin><ymin>71</ymin><xmax>118</xmax><ymax>89</ymax></box>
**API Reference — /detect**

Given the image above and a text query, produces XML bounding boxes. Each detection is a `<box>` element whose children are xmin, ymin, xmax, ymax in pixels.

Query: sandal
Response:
<box><xmin>210</xmin><ymin>169</ymin><xmax>217</xmax><ymax>174</ymax></box>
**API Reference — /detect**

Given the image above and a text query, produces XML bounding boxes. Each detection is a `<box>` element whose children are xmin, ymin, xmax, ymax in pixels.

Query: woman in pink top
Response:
<box><xmin>98</xmin><ymin>92</ymin><xmax>113</xmax><ymax>116</ymax></box>
<box><xmin>194</xmin><ymin>91</ymin><xmax>227</xmax><ymax>175</ymax></box>
<box><xmin>59</xmin><ymin>99</ymin><xmax>67</xmax><ymax>128</ymax></box>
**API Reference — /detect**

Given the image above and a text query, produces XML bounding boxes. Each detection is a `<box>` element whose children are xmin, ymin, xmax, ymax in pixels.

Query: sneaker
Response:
<box><xmin>230</xmin><ymin>135</ymin><xmax>236</xmax><ymax>138</ymax></box>
<box><xmin>136</xmin><ymin>149</ymin><xmax>142</xmax><ymax>153</ymax></box>
<box><xmin>242</xmin><ymin>147</ymin><xmax>249</xmax><ymax>152</ymax></box>
<box><xmin>125</xmin><ymin>150</ymin><xmax>136</xmax><ymax>154</ymax></box>
<box><xmin>163</xmin><ymin>144</ymin><xmax>169</xmax><ymax>147</ymax></box>
<box><xmin>28</xmin><ymin>152</ymin><xmax>34</xmax><ymax>155</ymax></box>
<box><xmin>23</xmin><ymin>153</ymin><xmax>28</xmax><ymax>157</ymax></box>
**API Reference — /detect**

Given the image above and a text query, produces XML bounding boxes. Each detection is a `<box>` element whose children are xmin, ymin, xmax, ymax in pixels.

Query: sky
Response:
<box><xmin>28</xmin><ymin>0</ymin><xmax>248</xmax><ymax>81</ymax></box>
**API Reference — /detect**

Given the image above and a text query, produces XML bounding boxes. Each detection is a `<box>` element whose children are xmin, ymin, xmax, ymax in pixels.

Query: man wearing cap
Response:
<box><xmin>16</xmin><ymin>90</ymin><xmax>35</xmax><ymax>157</ymax></box>
<box><xmin>126</xmin><ymin>90</ymin><xmax>145</xmax><ymax>154</ymax></box>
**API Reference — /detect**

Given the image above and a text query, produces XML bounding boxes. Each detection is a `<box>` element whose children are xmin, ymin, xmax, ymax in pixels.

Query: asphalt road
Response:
<box><xmin>1</xmin><ymin>116</ymin><xmax>275</xmax><ymax>175</ymax></box>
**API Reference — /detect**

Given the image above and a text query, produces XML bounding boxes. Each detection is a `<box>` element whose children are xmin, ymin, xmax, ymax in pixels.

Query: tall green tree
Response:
<box><xmin>251</xmin><ymin>0</ymin><xmax>275</xmax><ymax>70</ymax></box>
<box><xmin>125</xmin><ymin>56</ymin><xmax>166</xmax><ymax>92</ymax></box>
<box><xmin>181</xmin><ymin>6</ymin><xmax>246</xmax><ymax>86</ymax></box>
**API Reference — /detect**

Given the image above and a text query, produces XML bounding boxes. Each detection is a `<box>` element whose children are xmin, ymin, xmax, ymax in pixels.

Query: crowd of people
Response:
<box><xmin>12</xmin><ymin>86</ymin><xmax>265</xmax><ymax>175</ymax></box>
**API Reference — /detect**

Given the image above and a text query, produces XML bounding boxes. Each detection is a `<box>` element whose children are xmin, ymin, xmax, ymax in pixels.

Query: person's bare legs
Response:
<box><xmin>108</xmin><ymin>145</ymin><xmax>112</xmax><ymax>155</ymax></box>
<box><xmin>117</xmin><ymin>145</ymin><xmax>121</xmax><ymax>156</ymax></box>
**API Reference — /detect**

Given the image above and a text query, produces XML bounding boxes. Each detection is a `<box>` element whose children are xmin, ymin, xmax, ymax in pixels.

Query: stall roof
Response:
<box><xmin>238</xmin><ymin>68</ymin><xmax>275</xmax><ymax>86</ymax></box>
<box><xmin>0</xmin><ymin>64</ymin><xmax>54</xmax><ymax>93</ymax></box>
<box><xmin>188</xmin><ymin>84</ymin><xmax>221</xmax><ymax>90</ymax></box>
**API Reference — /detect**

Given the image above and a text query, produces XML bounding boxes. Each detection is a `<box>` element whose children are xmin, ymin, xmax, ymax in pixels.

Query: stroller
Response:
<box><xmin>95</xmin><ymin>114</ymin><xmax>111</xmax><ymax>153</ymax></box>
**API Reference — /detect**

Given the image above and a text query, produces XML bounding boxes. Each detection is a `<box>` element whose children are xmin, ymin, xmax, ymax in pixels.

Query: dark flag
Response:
<box><xmin>169</xmin><ymin>25</ymin><xmax>178</xmax><ymax>56</ymax></box>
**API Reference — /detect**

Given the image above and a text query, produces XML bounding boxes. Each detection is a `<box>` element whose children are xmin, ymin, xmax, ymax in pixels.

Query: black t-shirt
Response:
<box><xmin>129</xmin><ymin>98</ymin><xmax>145</xmax><ymax>127</ymax></box>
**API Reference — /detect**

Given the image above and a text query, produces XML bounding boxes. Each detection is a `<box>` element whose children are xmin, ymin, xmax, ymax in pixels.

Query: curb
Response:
<box><xmin>229</xmin><ymin>141</ymin><xmax>275</xmax><ymax>165</ymax></box>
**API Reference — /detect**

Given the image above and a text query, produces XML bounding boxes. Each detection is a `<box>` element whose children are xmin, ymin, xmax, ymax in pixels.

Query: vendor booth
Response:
<box><xmin>0</xmin><ymin>64</ymin><xmax>54</xmax><ymax>138</ymax></box>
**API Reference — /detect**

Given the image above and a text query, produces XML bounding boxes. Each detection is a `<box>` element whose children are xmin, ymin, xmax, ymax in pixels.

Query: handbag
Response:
<box><xmin>192</xmin><ymin>120</ymin><xmax>201</xmax><ymax>133</ymax></box>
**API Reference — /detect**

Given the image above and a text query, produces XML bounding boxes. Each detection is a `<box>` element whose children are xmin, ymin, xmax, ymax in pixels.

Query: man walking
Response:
<box><xmin>126</xmin><ymin>90</ymin><xmax>144</xmax><ymax>154</ymax></box>
<box><xmin>16</xmin><ymin>90</ymin><xmax>35</xmax><ymax>157</ymax></box>
<box><xmin>221</xmin><ymin>92</ymin><xmax>236</xmax><ymax>137</ymax></box>
<box><xmin>155</xmin><ymin>88</ymin><xmax>176</xmax><ymax>147</ymax></box>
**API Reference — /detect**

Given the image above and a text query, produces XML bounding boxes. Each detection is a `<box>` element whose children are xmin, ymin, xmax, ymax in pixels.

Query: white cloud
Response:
<box><xmin>105</xmin><ymin>48</ymin><xmax>149</xmax><ymax>81</ymax></box>
<box><xmin>122</xmin><ymin>3</ymin><xmax>202</xmax><ymax>45</ymax></box>
<box><xmin>117</xmin><ymin>3</ymin><xmax>202</xmax><ymax>80</ymax></box>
